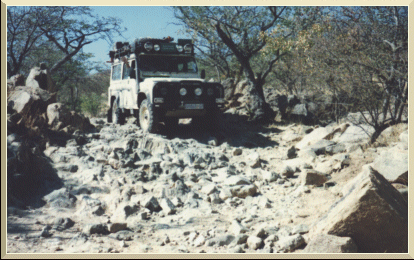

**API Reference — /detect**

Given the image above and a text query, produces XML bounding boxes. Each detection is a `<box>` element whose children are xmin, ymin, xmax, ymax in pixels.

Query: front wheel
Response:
<box><xmin>139</xmin><ymin>99</ymin><xmax>158</xmax><ymax>133</ymax></box>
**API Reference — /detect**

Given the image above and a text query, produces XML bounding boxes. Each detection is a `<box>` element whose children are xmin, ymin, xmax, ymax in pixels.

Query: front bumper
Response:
<box><xmin>152</xmin><ymin>81</ymin><xmax>224</xmax><ymax>116</ymax></box>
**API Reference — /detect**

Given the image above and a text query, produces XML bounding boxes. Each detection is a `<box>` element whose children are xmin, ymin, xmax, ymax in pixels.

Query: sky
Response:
<box><xmin>82</xmin><ymin>6</ymin><xmax>189</xmax><ymax>68</ymax></box>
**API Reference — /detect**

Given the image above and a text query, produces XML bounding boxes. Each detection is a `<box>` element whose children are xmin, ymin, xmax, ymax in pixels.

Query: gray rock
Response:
<box><xmin>209</xmin><ymin>193</ymin><xmax>222</xmax><ymax>205</ymax></box>
<box><xmin>53</xmin><ymin>217</ymin><xmax>75</xmax><ymax>231</ymax></box>
<box><xmin>303</xmin><ymin>234</ymin><xmax>358</xmax><ymax>253</ymax></box>
<box><xmin>84</xmin><ymin>223</ymin><xmax>109</xmax><ymax>235</ymax></box>
<box><xmin>337</xmin><ymin>124</ymin><xmax>375</xmax><ymax>144</ymax></box>
<box><xmin>232</xmin><ymin>234</ymin><xmax>249</xmax><ymax>245</ymax></box>
<box><xmin>274</xmin><ymin>234</ymin><xmax>305</xmax><ymax>253</ymax></box>
<box><xmin>306</xmin><ymin>139</ymin><xmax>336</xmax><ymax>155</ymax></box>
<box><xmin>261</xmin><ymin>171</ymin><xmax>279</xmax><ymax>183</ymax></box>
<box><xmin>207</xmin><ymin>235</ymin><xmax>235</xmax><ymax>247</ymax></box>
<box><xmin>291</xmin><ymin>224</ymin><xmax>309</xmax><ymax>235</ymax></box>
<box><xmin>40</xmin><ymin>225</ymin><xmax>53</xmax><ymax>238</ymax></box>
<box><xmin>230</xmin><ymin>220</ymin><xmax>249</xmax><ymax>235</ymax></box>
<box><xmin>109</xmin><ymin>231</ymin><xmax>135</xmax><ymax>241</ymax></box>
<box><xmin>325</xmin><ymin>143</ymin><xmax>347</xmax><ymax>155</ymax></box>
<box><xmin>280</xmin><ymin>165</ymin><xmax>295</xmax><ymax>178</ymax></box>
<box><xmin>224</xmin><ymin>176</ymin><xmax>251</xmax><ymax>186</ymax></box>
<box><xmin>233</xmin><ymin>148</ymin><xmax>243</xmax><ymax>156</ymax></box>
<box><xmin>371</xmin><ymin>147</ymin><xmax>408</xmax><ymax>184</ymax></box>
<box><xmin>399</xmin><ymin>130</ymin><xmax>408</xmax><ymax>143</ymax></box>
<box><xmin>247</xmin><ymin>152</ymin><xmax>261</xmax><ymax>168</ymax></box>
<box><xmin>43</xmin><ymin>188</ymin><xmax>77</xmax><ymax>208</ymax></box>
<box><xmin>246</xmin><ymin>236</ymin><xmax>263</xmax><ymax>250</ymax></box>
<box><xmin>143</xmin><ymin>196</ymin><xmax>161</xmax><ymax>212</ymax></box>
<box><xmin>230</xmin><ymin>185</ymin><xmax>258</xmax><ymax>198</ymax></box>
<box><xmin>91</xmin><ymin>206</ymin><xmax>105</xmax><ymax>216</ymax></box>
<box><xmin>194</xmin><ymin>235</ymin><xmax>206</xmax><ymax>247</ymax></box>
<box><xmin>311</xmin><ymin>166</ymin><xmax>408</xmax><ymax>253</ymax></box>
<box><xmin>287</xmin><ymin>146</ymin><xmax>297</xmax><ymax>159</ymax></box>
<box><xmin>108</xmin><ymin>223</ymin><xmax>128</xmax><ymax>233</ymax></box>
<box><xmin>231</xmin><ymin>245</ymin><xmax>246</xmax><ymax>253</ymax></box>
<box><xmin>300</xmin><ymin>170</ymin><xmax>330</xmax><ymax>187</ymax></box>
<box><xmin>208</xmin><ymin>137</ymin><xmax>218</xmax><ymax>146</ymax></box>
<box><xmin>200</xmin><ymin>183</ymin><xmax>217</xmax><ymax>195</ymax></box>
<box><xmin>160</xmin><ymin>198</ymin><xmax>176</xmax><ymax>215</ymax></box>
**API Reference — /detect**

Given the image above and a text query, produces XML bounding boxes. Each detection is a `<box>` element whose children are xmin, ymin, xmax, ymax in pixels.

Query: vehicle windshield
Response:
<box><xmin>139</xmin><ymin>55</ymin><xmax>198</xmax><ymax>73</ymax></box>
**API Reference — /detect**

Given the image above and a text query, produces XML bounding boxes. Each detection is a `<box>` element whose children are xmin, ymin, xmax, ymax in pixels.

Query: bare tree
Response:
<box><xmin>174</xmin><ymin>7</ymin><xmax>292</xmax><ymax>122</ymax></box>
<box><xmin>7</xmin><ymin>6</ymin><xmax>125</xmax><ymax>76</ymax></box>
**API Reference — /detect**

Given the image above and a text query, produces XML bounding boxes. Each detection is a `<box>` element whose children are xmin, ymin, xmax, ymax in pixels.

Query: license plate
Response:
<box><xmin>185</xmin><ymin>103</ymin><xmax>204</xmax><ymax>109</ymax></box>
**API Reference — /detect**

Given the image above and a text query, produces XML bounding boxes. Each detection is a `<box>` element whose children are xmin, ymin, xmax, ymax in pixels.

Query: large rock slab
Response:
<box><xmin>310</xmin><ymin>166</ymin><xmax>408</xmax><ymax>253</ymax></box>
<box><xmin>7</xmin><ymin>85</ymin><xmax>52</xmax><ymax>128</ymax></box>
<box><xmin>138</xmin><ymin>136</ymin><xmax>172</xmax><ymax>155</ymax></box>
<box><xmin>371</xmin><ymin>147</ymin><xmax>408</xmax><ymax>185</ymax></box>
<box><xmin>303</xmin><ymin>234</ymin><xmax>358</xmax><ymax>253</ymax></box>
<box><xmin>295</xmin><ymin>126</ymin><xmax>334</xmax><ymax>150</ymax></box>
<box><xmin>335</xmin><ymin>124</ymin><xmax>375</xmax><ymax>144</ymax></box>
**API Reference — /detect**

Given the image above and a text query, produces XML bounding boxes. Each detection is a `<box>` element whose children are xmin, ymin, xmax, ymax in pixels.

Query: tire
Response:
<box><xmin>139</xmin><ymin>99</ymin><xmax>158</xmax><ymax>133</ymax></box>
<box><xmin>107</xmin><ymin>108</ymin><xmax>112</xmax><ymax>123</ymax></box>
<box><xmin>112</xmin><ymin>98</ymin><xmax>125</xmax><ymax>125</ymax></box>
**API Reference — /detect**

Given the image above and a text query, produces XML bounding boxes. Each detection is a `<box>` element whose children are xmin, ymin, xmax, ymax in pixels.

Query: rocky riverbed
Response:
<box><xmin>7</xmin><ymin>115</ymin><xmax>408</xmax><ymax>254</ymax></box>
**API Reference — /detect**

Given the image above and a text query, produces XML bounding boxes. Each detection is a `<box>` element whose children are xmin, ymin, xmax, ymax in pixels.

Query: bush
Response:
<box><xmin>80</xmin><ymin>92</ymin><xmax>104</xmax><ymax>117</ymax></box>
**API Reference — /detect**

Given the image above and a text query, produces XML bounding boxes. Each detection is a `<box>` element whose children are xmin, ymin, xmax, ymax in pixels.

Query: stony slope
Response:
<box><xmin>7</xmin><ymin>116</ymin><xmax>408</xmax><ymax>254</ymax></box>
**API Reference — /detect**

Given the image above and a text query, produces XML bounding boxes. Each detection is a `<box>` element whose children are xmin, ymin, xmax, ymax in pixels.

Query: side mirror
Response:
<box><xmin>200</xmin><ymin>69</ymin><xmax>206</xmax><ymax>79</ymax></box>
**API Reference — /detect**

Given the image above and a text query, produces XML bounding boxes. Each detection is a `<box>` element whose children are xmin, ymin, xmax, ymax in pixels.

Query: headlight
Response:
<box><xmin>207</xmin><ymin>88</ymin><xmax>214</xmax><ymax>96</ymax></box>
<box><xmin>154</xmin><ymin>44</ymin><xmax>160</xmax><ymax>51</ymax></box>
<box><xmin>195</xmin><ymin>88</ymin><xmax>202</xmax><ymax>96</ymax></box>
<box><xmin>160</xmin><ymin>87</ymin><xmax>167</xmax><ymax>96</ymax></box>
<box><xmin>184</xmin><ymin>44</ymin><xmax>192</xmax><ymax>53</ymax></box>
<box><xmin>144</xmin><ymin>42</ymin><xmax>153</xmax><ymax>51</ymax></box>
<box><xmin>176</xmin><ymin>45</ymin><xmax>183</xmax><ymax>52</ymax></box>
<box><xmin>179</xmin><ymin>88</ymin><xmax>187</xmax><ymax>96</ymax></box>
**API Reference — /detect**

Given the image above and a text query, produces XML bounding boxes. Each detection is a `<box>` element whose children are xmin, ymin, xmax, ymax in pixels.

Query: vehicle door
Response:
<box><xmin>110</xmin><ymin>63</ymin><xmax>123</xmax><ymax>106</ymax></box>
<box><xmin>121</xmin><ymin>59</ymin><xmax>138</xmax><ymax>109</ymax></box>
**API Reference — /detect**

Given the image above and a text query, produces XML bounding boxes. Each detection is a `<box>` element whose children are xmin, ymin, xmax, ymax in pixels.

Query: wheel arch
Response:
<box><xmin>137</xmin><ymin>92</ymin><xmax>148</xmax><ymax>108</ymax></box>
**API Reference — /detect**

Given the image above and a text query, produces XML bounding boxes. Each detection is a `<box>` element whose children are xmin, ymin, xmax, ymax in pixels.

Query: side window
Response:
<box><xmin>122</xmin><ymin>63</ymin><xmax>129</xmax><ymax>80</ymax></box>
<box><xmin>112</xmin><ymin>64</ymin><xmax>122</xmax><ymax>81</ymax></box>
<box><xmin>188</xmin><ymin>61</ymin><xmax>197</xmax><ymax>73</ymax></box>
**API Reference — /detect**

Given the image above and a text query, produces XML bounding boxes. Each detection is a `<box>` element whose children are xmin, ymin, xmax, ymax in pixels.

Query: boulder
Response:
<box><xmin>230</xmin><ymin>184</ymin><xmax>258</xmax><ymax>198</ymax></box>
<box><xmin>206</xmin><ymin>235</ymin><xmax>235</xmax><ymax>247</ymax></box>
<box><xmin>305</xmin><ymin>139</ymin><xmax>336</xmax><ymax>155</ymax></box>
<box><xmin>47</xmin><ymin>103</ymin><xmax>93</xmax><ymax>133</ymax></box>
<box><xmin>310</xmin><ymin>166</ymin><xmax>408</xmax><ymax>253</ymax></box>
<box><xmin>8</xmin><ymin>74</ymin><xmax>25</xmax><ymax>88</ymax></box>
<box><xmin>371</xmin><ymin>147</ymin><xmax>408</xmax><ymax>185</ymax></box>
<box><xmin>138</xmin><ymin>136</ymin><xmax>172</xmax><ymax>155</ymax></box>
<box><xmin>274</xmin><ymin>234</ymin><xmax>306</xmax><ymax>253</ymax></box>
<box><xmin>246</xmin><ymin>236</ymin><xmax>263</xmax><ymax>250</ymax></box>
<box><xmin>222</xmin><ymin>78</ymin><xmax>236</xmax><ymax>100</ymax></box>
<box><xmin>336</xmin><ymin>124</ymin><xmax>375</xmax><ymax>144</ymax></box>
<box><xmin>295</xmin><ymin>126</ymin><xmax>335</xmax><ymax>150</ymax></box>
<box><xmin>303</xmin><ymin>234</ymin><xmax>358</xmax><ymax>253</ymax></box>
<box><xmin>25</xmin><ymin>64</ymin><xmax>57</xmax><ymax>102</ymax></box>
<box><xmin>300</xmin><ymin>170</ymin><xmax>330</xmax><ymax>187</ymax></box>
<box><xmin>43</xmin><ymin>188</ymin><xmax>77</xmax><ymax>208</ymax></box>
<box><xmin>7</xmin><ymin>85</ymin><xmax>52</xmax><ymax>129</ymax></box>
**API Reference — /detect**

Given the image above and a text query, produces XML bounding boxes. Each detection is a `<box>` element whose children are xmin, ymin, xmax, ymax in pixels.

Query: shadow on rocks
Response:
<box><xmin>7</xmin><ymin>139</ymin><xmax>63</xmax><ymax>209</ymax></box>
<box><xmin>160</xmin><ymin>112</ymin><xmax>279</xmax><ymax>149</ymax></box>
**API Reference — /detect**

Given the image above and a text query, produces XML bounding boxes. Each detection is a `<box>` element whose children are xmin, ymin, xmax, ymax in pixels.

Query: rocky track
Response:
<box><xmin>7</xmin><ymin>117</ymin><xmax>408</xmax><ymax>254</ymax></box>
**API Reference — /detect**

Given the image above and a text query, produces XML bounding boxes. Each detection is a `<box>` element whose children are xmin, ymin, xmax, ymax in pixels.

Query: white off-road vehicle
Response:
<box><xmin>107</xmin><ymin>37</ymin><xmax>225</xmax><ymax>133</ymax></box>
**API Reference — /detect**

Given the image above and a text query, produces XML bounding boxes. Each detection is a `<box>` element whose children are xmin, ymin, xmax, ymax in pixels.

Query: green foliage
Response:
<box><xmin>80</xmin><ymin>92</ymin><xmax>105</xmax><ymax>117</ymax></box>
